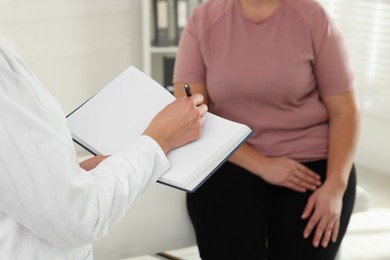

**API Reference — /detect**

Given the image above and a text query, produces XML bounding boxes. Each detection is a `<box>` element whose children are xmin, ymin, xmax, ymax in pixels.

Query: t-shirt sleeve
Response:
<box><xmin>173</xmin><ymin>14</ymin><xmax>206</xmax><ymax>84</ymax></box>
<box><xmin>310</xmin><ymin>4</ymin><xmax>355</xmax><ymax>96</ymax></box>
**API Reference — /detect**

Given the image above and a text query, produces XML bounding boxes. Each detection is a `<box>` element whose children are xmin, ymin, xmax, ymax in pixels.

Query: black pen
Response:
<box><xmin>184</xmin><ymin>83</ymin><xmax>192</xmax><ymax>97</ymax></box>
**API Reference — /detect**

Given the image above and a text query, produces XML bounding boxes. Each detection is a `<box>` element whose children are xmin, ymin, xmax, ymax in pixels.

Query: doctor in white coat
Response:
<box><xmin>0</xmin><ymin>39</ymin><xmax>207</xmax><ymax>259</ymax></box>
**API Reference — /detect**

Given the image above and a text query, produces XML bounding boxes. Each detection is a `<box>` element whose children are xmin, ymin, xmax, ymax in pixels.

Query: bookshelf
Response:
<box><xmin>141</xmin><ymin>0</ymin><xmax>203</xmax><ymax>93</ymax></box>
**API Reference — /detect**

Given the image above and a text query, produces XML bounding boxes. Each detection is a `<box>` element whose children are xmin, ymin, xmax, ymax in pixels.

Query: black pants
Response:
<box><xmin>187</xmin><ymin>160</ymin><xmax>356</xmax><ymax>260</ymax></box>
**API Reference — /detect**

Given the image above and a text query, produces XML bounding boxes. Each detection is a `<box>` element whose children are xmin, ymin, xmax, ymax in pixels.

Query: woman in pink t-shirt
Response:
<box><xmin>174</xmin><ymin>0</ymin><xmax>359</xmax><ymax>259</ymax></box>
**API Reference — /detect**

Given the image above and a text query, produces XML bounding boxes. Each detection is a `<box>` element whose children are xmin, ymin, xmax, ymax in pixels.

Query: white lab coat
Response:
<box><xmin>0</xmin><ymin>40</ymin><xmax>170</xmax><ymax>259</ymax></box>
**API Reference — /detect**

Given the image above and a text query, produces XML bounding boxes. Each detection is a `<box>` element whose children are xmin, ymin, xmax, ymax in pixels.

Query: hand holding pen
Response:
<box><xmin>184</xmin><ymin>83</ymin><xmax>192</xmax><ymax>97</ymax></box>
<box><xmin>144</xmin><ymin>83</ymin><xmax>207</xmax><ymax>154</ymax></box>
<box><xmin>183</xmin><ymin>83</ymin><xmax>207</xmax><ymax>115</ymax></box>
<box><xmin>183</xmin><ymin>82</ymin><xmax>207</xmax><ymax>130</ymax></box>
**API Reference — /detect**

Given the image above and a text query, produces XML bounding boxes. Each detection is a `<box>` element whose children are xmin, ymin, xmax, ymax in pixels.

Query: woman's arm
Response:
<box><xmin>323</xmin><ymin>91</ymin><xmax>360</xmax><ymax>190</ymax></box>
<box><xmin>302</xmin><ymin>90</ymin><xmax>360</xmax><ymax>248</ymax></box>
<box><xmin>174</xmin><ymin>82</ymin><xmax>322</xmax><ymax>193</ymax></box>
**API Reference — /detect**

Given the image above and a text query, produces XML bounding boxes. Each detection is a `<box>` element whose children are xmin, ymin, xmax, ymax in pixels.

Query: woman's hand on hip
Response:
<box><xmin>261</xmin><ymin>156</ymin><xmax>322</xmax><ymax>192</ymax></box>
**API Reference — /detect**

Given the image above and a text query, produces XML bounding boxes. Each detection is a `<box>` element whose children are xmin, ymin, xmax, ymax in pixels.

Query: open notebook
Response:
<box><xmin>66</xmin><ymin>66</ymin><xmax>252</xmax><ymax>192</ymax></box>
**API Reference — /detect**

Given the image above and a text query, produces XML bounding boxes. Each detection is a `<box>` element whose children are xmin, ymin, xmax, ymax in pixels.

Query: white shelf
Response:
<box><xmin>142</xmin><ymin>1</ymin><xmax>202</xmax><ymax>86</ymax></box>
<box><xmin>150</xmin><ymin>46</ymin><xmax>178</xmax><ymax>54</ymax></box>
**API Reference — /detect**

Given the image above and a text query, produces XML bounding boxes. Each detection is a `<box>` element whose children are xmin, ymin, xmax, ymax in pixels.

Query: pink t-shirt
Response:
<box><xmin>174</xmin><ymin>0</ymin><xmax>354</xmax><ymax>162</ymax></box>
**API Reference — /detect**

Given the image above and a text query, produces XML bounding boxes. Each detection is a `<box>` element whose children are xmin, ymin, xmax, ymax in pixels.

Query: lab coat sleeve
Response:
<box><xmin>87</xmin><ymin>135</ymin><xmax>170</xmax><ymax>239</ymax></box>
<box><xmin>0</xmin><ymin>58</ymin><xmax>170</xmax><ymax>248</ymax></box>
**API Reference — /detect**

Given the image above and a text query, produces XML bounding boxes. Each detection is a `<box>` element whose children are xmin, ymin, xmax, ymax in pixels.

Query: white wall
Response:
<box><xmin>0</xmin><ymin>0</ymin><xmax>143</xmax><ymax>115</ymax></box>
<box><xmin>356</xmin><ymin>115</ymin><xmax>390</xmax><ymax>175</ymax></box>
<box><xmin>0</xmin><ymin>0</ymin><xmax>388</xmax><ymax>176</ymax></box>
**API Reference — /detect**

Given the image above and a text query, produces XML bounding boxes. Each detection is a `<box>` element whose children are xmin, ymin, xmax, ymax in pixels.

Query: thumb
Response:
<box><xmin>301</xmin><ymin>196</ymin><xmax>315</xmax><ymax>219</ymax></box>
